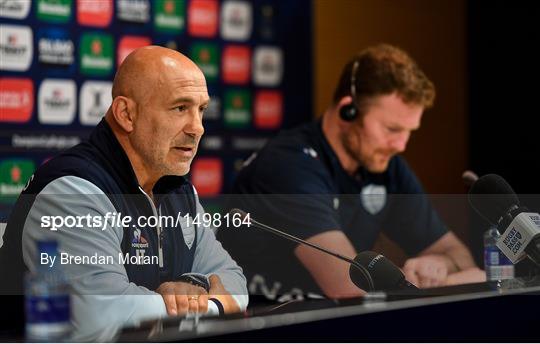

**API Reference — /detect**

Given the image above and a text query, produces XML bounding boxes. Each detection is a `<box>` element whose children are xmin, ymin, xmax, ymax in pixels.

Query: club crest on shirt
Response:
<box><xmin>360</xmin><ymin>184</ymin><xmax>387</xmax><ymax>215</ymax></box>
<box><xmin>179</xmin><ymin>216</ymin><xmax>196</xmax><ymax>249</ymax></box>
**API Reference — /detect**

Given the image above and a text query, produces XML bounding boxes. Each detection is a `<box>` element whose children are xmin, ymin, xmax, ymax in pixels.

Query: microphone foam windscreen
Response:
<box><xmin>468</xmin><ymin>174</ymin><xmax>519</xmax><ymax>225</ymax></box>
<box><xmin>350</xmin><ymin>251</ymin><xmax>404</xmax><ymax>291</ymax></box>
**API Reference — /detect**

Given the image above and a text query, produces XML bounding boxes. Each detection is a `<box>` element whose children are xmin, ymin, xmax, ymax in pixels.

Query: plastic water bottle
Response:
<box><xmin>484</xmin><ymin>226</ymin><xmax>514</xmax><ymax>281</ymax></box>
<box><xmin>25</xmin><ymin>241</ymin><xmax>71</xmax><ymax>342</ymax></box>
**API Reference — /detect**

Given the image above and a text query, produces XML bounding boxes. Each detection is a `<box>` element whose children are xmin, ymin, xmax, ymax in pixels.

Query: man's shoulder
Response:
<box><xmin>254</xmin><ymin>122</ymin><xmax>326</xmax><ymax>167</ymax></box>
<box><xmin>233</xmin><ymin>123</ymin><xmax>335</xmax><ymax>194</ymax></box>
<box><xmin>23</xmin><ymin>143</ymin><xmax>113</xmax><ymax>195</ymax></box>
<box><xmin>268</xmin><ymin>121</ymin><xmax>319</xmax><ymax>146</ymax></box>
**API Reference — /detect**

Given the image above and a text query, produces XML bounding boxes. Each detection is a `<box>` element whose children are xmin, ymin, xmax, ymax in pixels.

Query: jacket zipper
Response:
<box><xmin>138</xmin><ymin>186</ymin><xmax>164</xmax><ymax>268</ymax></box>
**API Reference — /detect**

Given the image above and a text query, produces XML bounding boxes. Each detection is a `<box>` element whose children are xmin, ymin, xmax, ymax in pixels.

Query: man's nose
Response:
<box><xmin>185</xmin><ymin>111</ymin><xmax>205</xmax><ymax>137</ymax></box>
<box><xmin>390</xmin><ymin>133</ymin><xmax>410</xmax><ymax>153</ymax></box>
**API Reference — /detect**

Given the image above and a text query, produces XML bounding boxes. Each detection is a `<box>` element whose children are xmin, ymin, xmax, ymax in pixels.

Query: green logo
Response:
<box><xmin>0</xmin><ymin>159</ymin><xmax>35</xmax><ymax>204</ymax></box>
<box><xmin>190</xmin><ymin>43</ymin><xmax>219</xmax><ymax>82</ymax></box>
<box><xmin>36</xmin><ymin>0</ymin><xmax>72</xmax><ymax>23</ymax></box>
<box><xmin>224</xmin><ymin>89</ymin><xmax>251</xmax><ymax>128</ymax></box>
<box><xmin>80</xmin><ymin>33</ymin><xmax>113</xmax><ymax>76</ymax></box>
<box><xmin>154</xmin><ymin>0</ymin><xmax>185</xmax><ymax>33</ymax></box>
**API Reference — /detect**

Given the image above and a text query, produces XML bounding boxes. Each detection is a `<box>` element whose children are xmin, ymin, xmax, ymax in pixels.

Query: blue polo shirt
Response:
<box><xmin>218</xmin><ymin>120</ymin><xmax>447</xmax><ymax>298</ymax></box>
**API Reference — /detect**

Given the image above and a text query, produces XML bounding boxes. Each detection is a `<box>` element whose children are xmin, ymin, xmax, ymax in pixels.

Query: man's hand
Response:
<box><xmin>208</xmin><ymin>274</ymin><xmax>241</xmax><ymax>314</ymax></box>
<box><xmin>402</xmin><ymin>255</ymin><xmax>449</xmax><ymax>288</ymax></box>
<box><xmin>445</xmin><ymin>267</ymin><xmax>487</xmax><ymax>286</ymax></box>
<box><xmin>156</xmin><ymin>281</ymin><xmax>209</xmax><ymax>316</ymax></box>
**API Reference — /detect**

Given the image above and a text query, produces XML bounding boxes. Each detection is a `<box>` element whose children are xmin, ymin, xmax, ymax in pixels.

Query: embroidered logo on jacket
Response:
<box><xmin>179</xmin><ymin>216</ymin><xmax>196</xmax><ymax>249</ymax></box>
<box><xmin>360</xmin><ymin>184</ymin><xmax>387</xmax><ymax>215</ymax></box>
<box><xmin>131</xmin><ymin>227</ymin><xmax>149</xmax><ymax>249</ymax></box>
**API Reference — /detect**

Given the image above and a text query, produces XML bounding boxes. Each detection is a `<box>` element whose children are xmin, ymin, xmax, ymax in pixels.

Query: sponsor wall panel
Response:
<box><xmin>0</xmin><ymin>0</ymin><xmax>312</xmax><ymax>220</ymax></box>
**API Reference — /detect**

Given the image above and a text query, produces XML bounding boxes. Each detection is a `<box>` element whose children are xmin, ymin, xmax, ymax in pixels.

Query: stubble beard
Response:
<box><xmin>342</xmin><ymin>133</ymin><xmax>390</xmax><ymax>174</ymax></box>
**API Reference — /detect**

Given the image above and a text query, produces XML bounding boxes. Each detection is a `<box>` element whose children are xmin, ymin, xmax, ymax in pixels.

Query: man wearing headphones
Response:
<box><xmin>218</xmin><ymin>44</ymin><xmax>484</xmax><ymax>300</ymax></box>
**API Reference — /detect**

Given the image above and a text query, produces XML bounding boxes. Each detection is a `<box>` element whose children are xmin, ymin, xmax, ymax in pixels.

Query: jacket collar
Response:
<box><xmin>88</xmin><ymin>119</ymin><xmax>189</xmax><ymax>195</ymax></box>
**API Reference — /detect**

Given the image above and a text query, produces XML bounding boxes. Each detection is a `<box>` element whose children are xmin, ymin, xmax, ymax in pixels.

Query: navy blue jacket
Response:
<box><xmin>0</xmin><ymin>119</ymin><xmax>247</xmax><ymax>341</ymax></box>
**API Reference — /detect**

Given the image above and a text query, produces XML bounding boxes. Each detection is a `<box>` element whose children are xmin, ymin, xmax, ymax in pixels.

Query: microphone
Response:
<box><xmin>350</xmin><ymin>251</ymin><xmax>418</xmax><ymax>291</ymax></box>
<box><xmin>462</xmin><ymin>170</ymin><xmax>479</xmax><ymax>188</ymax></box>
<box><xmin>468</xmin><ymin>174</ymin><xmax>540</xmax><ymax>266</ymax></box>
<box><xmin>228</xmin><ymin>208</ymin><xmax>375</xmax><ymax>291</ymax></box>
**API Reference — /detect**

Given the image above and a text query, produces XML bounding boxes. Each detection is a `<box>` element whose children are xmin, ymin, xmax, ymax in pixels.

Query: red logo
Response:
<box><xmin>222</xmin><ymin>45</ymin><xmax>250</xmax><ymax>84</ymax></box>
<box><xmin>77</xmin><ymin>0</ymin><xmax>113</xmax><ymax>27</ymax></box>
<box><xmin>191</xmin><ymin>158</ymin><xmax>223</xmax><ymax>196</ymax></box>
<box><xmin>0</xmin><ymin>78</ymin><xmax>33</xmax><ymax>123</ymax></box>
<box><xmin>165</xmin><ymin>0</ymin><xmax>175</xmax><ymax>14</ymax></box>
<box><xmin>118</xmin><ymin>36</ymin><xmax>152</xmax><ymax>66</ymax></box>
<box><xmin>188</xmin><ymin>0</ymin><xmax>218</xmax><ymax>37</ymax></box>
<box><xmin>11</xmin><ymin>165</ymin><xmax>21</xmax><ymax>183</ymax></box>
<box><xmin>91</xmin><ymin>39</ymin><xmax>102</xmax><ymax>55</ymax></box>
<box><xmin>254</xmin><ymin>90</ymin><xmax>283</xmax><ymax>129</ymax></box>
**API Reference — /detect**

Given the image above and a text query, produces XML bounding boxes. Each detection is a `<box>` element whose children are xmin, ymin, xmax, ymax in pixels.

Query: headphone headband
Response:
<box><xmin>350</xmin><ymin>59</ymin><xmax>359</xmax><ymax>101</ymax></box>
<box><xmin>339</xmin><ymin>59</ymin><xmax>360</xmax><ymax>122</ymax></box>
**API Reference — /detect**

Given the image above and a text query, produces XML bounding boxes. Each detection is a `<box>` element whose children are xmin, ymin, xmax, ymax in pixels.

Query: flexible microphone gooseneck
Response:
<box><xmin>228</xmin><ymin>208</ymin><xmax>375</xmax><ymax>291</ymax></box>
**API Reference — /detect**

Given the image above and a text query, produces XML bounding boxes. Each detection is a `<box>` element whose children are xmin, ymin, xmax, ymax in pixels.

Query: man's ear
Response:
<box><xmin>337</xmin><ymin>95</ymin><xmax>354</xmax><ymax>110</ymax></box>
<box><xmin>111</xmin><ymin>96</ymin><xmax>136</xmax><ymax>133</ymax></box>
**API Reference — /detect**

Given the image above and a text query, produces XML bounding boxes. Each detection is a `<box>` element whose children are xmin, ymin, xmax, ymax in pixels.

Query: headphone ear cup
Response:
<box><xmin>340</xmin><ymin>104</ymin><xmax>358</xmax><ymax>122</ymax></box>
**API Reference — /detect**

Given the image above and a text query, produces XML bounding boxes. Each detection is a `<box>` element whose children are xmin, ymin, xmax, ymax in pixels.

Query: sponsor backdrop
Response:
<box><xmin>0</xmin><ymin>0</ymin><xmax>313</xmax><ymax>220</ymax></box>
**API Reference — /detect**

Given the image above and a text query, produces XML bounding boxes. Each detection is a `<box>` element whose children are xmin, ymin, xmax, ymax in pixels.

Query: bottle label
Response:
<box><xmin>26</xmin><ymin>294</ymin><xmax>70</xmax><ymax>324</ymax></box>
<box><xmin>485</xmin><ymin>246</ymin><xmax>513</xmax><ymax>266</ymax></box>
<box><xmin>484</xmin><ymin>246</ymin><xmax>514</xmax><ymax>280</ymax></box>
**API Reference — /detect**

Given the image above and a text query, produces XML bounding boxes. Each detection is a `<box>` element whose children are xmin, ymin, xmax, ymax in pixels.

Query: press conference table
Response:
<box><xmin>118</xmin><ymin>277</ymin><xmax>540</xmax><ymax>342</ymax></box>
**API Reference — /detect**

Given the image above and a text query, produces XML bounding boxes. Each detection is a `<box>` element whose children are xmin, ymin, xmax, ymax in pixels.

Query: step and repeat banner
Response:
<box><xmin>0</xmin><ymin>0</ymin><xmax>313</xmax><ymax>220</ymax></box>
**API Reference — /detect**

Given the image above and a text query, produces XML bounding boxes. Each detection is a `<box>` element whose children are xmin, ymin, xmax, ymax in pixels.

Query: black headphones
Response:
<box><xmin>339</xmin><ymin>59</ymin><xmax>360</xmax><ymax>122</ymax></box>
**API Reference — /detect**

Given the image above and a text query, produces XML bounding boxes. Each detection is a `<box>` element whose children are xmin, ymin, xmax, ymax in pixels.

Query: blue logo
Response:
<box><xmin>37</xmin><ymin>28</ymin><xmax>75</xmax><ymax>74</ymax></box>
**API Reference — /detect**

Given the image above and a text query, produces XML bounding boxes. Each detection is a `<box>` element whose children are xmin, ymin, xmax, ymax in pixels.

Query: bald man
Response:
<box><xmin>0</xmin><ymin>46</ymin><xmax>247</xmax><ymax>341</ymax></box>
